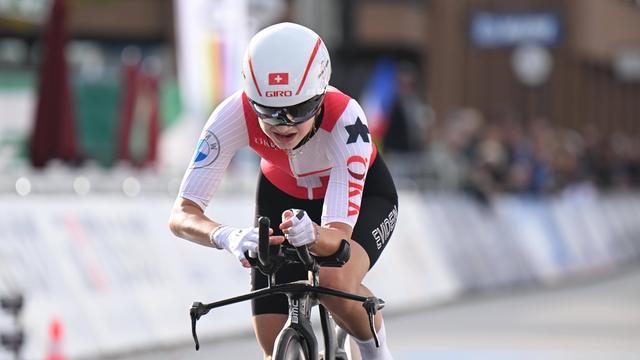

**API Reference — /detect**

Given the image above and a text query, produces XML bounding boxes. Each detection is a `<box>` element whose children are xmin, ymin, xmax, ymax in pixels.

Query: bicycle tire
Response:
<box><xmin>274</xmin><ymin>327</ymin><xmax>311</xmax><ymax>360</ymax></box>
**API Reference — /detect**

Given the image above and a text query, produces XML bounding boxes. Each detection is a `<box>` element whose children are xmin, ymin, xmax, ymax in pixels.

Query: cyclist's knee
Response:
<box><xmin>319</xmin><ymin>269</ymin><xmax>365</xmax><ymax>315</ymax></box>
<box><xmin>320</xmin><ymin>268</ymin><xmax>360</xmax><ymax>293</ymax></box>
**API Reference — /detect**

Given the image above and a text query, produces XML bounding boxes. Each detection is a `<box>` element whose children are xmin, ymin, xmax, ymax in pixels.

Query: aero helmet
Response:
<box><xmin>242</xmin><ymin>22</ymin><xmax>331</xmax><ymax>109</ymax></box>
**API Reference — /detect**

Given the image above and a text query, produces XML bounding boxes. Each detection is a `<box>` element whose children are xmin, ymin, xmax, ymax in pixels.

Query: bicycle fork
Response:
<box><xmin>277</xmin><ymin>293</ymin><xmax>318</xmax><ymax>360</ymax></box>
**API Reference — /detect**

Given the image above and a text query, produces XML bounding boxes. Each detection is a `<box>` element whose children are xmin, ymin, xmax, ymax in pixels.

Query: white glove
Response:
<box><xmin>211</xmin><ymin>225</ymin><xmax>259</xmax><ymax>265</ymax></box>
<box><xmin>285</xmin><ymin>209</ymin><xmax>318</xmax><ymax>247</ymax></box>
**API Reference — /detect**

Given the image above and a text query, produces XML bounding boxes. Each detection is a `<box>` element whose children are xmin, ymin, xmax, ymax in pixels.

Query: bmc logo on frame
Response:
<box><xmin>265</xmin><ymin>90</ymin><xmax>292</xmax><ymax>97</ymax></box>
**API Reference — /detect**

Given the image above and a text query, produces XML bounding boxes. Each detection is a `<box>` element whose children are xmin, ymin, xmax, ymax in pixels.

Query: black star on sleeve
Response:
<box><xmin>345</xmin><ymin>117</ymin><xmax>370</xmax><ymax>144</ymax></box>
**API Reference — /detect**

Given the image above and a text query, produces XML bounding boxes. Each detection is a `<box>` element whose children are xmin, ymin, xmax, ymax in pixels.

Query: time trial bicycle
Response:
<box><xmin>189</xmin><ymin>216</ymin><xmax>385</xmax><ymax>360</ymax></box>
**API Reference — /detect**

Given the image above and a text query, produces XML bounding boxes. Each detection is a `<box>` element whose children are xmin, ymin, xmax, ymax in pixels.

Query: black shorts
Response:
<box><xmin>251</xmin><ymin>155</ymin><xmax>398</xmax><ymax>315</ymax></box>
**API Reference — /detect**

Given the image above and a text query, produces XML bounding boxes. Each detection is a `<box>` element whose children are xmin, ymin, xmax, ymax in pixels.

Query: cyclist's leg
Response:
<box><xmin>318</xmin><ymin>239</ymin><xmax>381</xmax><ymax>338</ymax></box>
<box><xmin>319</xmin><ymin>239</ymin><xmax>393</xmax><ymax>360</ymax></box>
<box><xmin>319</xmin><ymin>155</ymin><xmax>398</xmax><ymax>359</ymax></box>
<box><xmin>252</xmin><ymin>314</ymin><xmax>287</xmax><ymax>358</ymax></box>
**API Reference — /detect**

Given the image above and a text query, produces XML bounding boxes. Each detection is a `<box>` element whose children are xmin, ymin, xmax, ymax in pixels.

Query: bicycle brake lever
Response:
<box><xmin>367</xmin><ymin>312</ymin><xmax>379</xmax><ymax>348</ymax></box>
<box><xmin>190</xmin><ymin>301</ymin><xmax>210</xmax><ymax>350</ymax></box>
<box><xmin>362</xmin><ymin>297</ymin><xmax>386</xmax><ymax>348</ymax></box>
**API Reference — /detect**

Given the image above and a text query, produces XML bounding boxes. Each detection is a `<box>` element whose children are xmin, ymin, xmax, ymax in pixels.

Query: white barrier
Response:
<box><xmin>1</xmin><ymin>189</ymin><xmax>639</xmax><ymax>359</ymax></box>
<box><xmin>0</xmin><ymin>194</ymin><xmax>258</xmax><ymax>359</ymax></box>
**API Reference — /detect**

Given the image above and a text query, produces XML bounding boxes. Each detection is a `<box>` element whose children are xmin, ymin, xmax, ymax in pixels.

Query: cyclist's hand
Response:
<box><xmin>212</xmin><ymin>226</ymin><xmax>258</xmax><ymax>267</ymax></box>
<box><xmin>212</xmin><ymin>226</ymin><xmax>284</xmax><ymax>267</ymax></box>
<box><xmin>280</xmin><ymin>209</ymin><xmax>318</xmax><ymax>247</ymax></box>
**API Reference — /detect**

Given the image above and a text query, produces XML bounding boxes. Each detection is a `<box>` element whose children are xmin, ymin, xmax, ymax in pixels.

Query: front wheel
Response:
<box><xmin>274</xmin><ymin>327</ymin><xmax>311</xmax><ymax>360</ymax></box>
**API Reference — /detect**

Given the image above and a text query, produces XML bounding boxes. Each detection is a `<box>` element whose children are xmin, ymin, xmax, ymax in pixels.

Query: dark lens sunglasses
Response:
<box><xmin>249</xmin><ymin>94</ymin><xmax>324</xmax><ymax>126</ymax></box>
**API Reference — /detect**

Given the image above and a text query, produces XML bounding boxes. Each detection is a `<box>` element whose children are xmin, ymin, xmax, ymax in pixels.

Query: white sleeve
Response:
<box><xmin>178</xmin><ymin>91</ymin><xmax>249</xmax><ymax>209</ymax></box>
<box><xmin>322</xmin><ymin>100</ymin><xmax>373</xmax><ymax>228</ymax></box>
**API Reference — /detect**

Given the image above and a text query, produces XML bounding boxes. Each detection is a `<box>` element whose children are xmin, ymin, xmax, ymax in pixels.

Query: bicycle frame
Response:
<box><xmin>278</xmin><ymin>284</ymin><xmax>318</xmax><ymax>358</ymax></box>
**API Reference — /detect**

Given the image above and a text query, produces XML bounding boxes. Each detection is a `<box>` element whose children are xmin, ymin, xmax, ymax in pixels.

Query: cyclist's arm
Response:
<box><xmin>310</xmin><ymin>221</ymin><xmax>352</xmax><ymax>256</ymax></box>
<box><xmin>169</xmin><ymin>197</ymin><xmax>222</xmax><ymax>248</ymax></box>
<box><xmin>280</xmin><ymin>212</ymin><xmax>351</xmax><ymax>256</ymax></box>
<box><xmin>316</xmin><ymin>99</ymin><xmax>372</xmax><ymax>255</ymax></box>
<box><xmin>169</xmin><ymin>91</ymin><xmax>248</xmax><ymax>247</ymax></box>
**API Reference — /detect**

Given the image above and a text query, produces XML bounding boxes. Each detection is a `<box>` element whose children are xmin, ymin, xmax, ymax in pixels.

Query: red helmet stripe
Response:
<box><xmin>248</xmin><ymin>53</ymin><xmax>262</xmax><ymax>97</ymax></box>
<box><xmin>295</xmin><ymin>37</ymin><xmax>322</xmax><ymax>96</ymax></box>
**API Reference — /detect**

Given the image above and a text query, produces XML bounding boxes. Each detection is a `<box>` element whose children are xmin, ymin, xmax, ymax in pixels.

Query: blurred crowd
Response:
<box><xmin>381</xmin><ymin>101</ymin><xmax>640</xmax><ymax>203</ymax></box>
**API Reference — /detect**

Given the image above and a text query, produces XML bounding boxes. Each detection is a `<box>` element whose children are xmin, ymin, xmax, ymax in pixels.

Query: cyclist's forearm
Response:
<box><xmin>311</xmin><ymin>223</ymin><xmax>352</xmax><ymax>256</ymax></box>
<box><xmin>169</xmin><ymin>201</ymin><xmax>221</xmax><ymax>248</ymax></box>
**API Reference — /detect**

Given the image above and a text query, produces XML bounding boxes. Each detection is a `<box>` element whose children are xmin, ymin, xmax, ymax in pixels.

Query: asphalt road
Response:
<box><xmin>118</xmin><ymin>267</ymin><xmax>640</xmax><ymax>359</ymax></box>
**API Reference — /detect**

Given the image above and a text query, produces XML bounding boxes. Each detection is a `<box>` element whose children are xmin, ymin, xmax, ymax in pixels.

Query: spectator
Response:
<box><xmin>381</xmin><ymin>62</ymin><xmax>433</xmax><ymax>186</ymax></box>
<box><xmin>416</xmin><ymin>107</ymin><xmax>638</xmax><ymax>200</ymax></box>
<box><xmin>424</xmin><ymin>108</ymin><xmax>483</xmax><ymax>192</ymax></box>
<box><xmin>382</xmin><ymin>62</ymin><xmax>431</xmax><ymax>154</ymax></box>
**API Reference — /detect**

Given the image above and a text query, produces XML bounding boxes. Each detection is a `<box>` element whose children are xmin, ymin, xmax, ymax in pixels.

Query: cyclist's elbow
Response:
<box><xmin>169</xmin><ymin>197</ymin><xmax>207</xmax><ymax>239</ymax></box>
<box><xmin>168</xmin><ymin>202</ymin><xmax>189</xmax><ymax>236</ymax></box>
<box><xmin>168</xmin><ymin>211</ymin><xmax>183</xmax><ymax>237</ymax></box>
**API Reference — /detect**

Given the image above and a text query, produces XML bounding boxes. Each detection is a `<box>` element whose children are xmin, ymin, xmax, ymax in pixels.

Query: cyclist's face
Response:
<box><xmin>259</xmin><ymin>115</ymin><xmax>316</xmax><ymax>150</ymax></box>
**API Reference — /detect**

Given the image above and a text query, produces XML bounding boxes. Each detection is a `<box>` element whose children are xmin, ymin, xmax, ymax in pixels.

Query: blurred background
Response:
<box><xmin>0</xmin><ymin>0</ymin><xmax>639</xmax><ymax>359</ymax></box>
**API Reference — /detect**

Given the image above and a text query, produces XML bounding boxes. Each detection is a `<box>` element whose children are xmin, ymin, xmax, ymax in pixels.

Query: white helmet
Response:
<box><xmin>242</xmin><ymin>22</ymin><xmax>331</xmax><ymax>108</ymax></box>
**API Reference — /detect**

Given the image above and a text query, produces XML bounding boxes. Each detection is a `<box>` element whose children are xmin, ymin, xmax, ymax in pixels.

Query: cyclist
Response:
<box><xmin>169</xmin><ymin>22</ymin><xmax>397</xmax><ymax>360</ymax></box>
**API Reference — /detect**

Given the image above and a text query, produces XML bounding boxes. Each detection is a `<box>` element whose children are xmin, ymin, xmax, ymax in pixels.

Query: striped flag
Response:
<box><xmin>359</xmin><ymin>58</ymin><xmax>398</xmax><ymax>143</ymax></box>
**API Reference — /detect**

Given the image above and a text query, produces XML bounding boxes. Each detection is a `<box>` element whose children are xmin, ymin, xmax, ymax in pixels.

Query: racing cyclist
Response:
<box><xmin>169</xmin><ymin>22</ymin><xmax>398</xmax><ymax>360</ymax></box>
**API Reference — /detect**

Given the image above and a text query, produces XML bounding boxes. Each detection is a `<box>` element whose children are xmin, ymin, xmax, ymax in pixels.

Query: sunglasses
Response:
<box><xmin>249</xmin><ymin>94</ymin><xmax>324</xmax><ymax>126</ymax></box>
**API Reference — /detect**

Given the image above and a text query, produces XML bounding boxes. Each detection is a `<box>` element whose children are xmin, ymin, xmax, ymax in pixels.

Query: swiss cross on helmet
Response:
<box><xmin>242</xmin><ymin>22</ymin><xmax>331</xmax><ymax>109</ymax></box>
